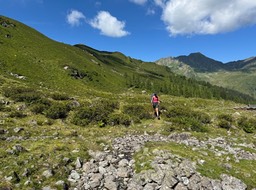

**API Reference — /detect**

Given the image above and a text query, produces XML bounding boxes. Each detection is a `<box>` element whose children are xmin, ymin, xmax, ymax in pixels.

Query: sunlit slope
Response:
<box><xmin>0</xmin><ymin>16</ymin><xmax>171</xmax><ymax>96</ymax></box>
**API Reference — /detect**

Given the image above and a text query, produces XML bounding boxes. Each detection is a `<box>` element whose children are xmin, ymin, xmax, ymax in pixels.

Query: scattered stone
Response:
<box><xmin>42</xmin><ymin>169</ymin><xmax>53</xmax><ymax>178</ymax></box>
<box><xmin>55</xmin><ymin>180</ymin><xmax>65</xmax><ymax>186</ymax></box>
<box><xmin>12</xmin><ymin>144</ymin><xmax>27</xmax><ymax>153</ymax></box>
<box><xmin>24</xmin><ymin>180</ymin><xmax>32</xmax><ymax>186</ymax></box>
<box><xmin>22</xmin><ymin>168</ymin><xmax>31</xmax><ymax>177</ymax></box>
<box><xmin>13</xmin><ymin>127</ymin><xmax>24</xmax><ymax>133</ymax></box>
<box><xmin>72</xmin><ymin>133</ymin><xmax>249</xmax><ymax>190</ymax></box>
<box><xmin>42</xmin><ymin>186</ymin><xmax>52</xmax><ymax>190</ymax></box>
<box><xmin>221</xmin><ymin>174</ymin><xmax>247</xmax><ymax>190</ymax></box>
<box><xmin>75</xmin><ymin>157</ymin><xmax>83</xmax><ymax>169</ymax></box>
<box><xmin>0</xmin><ymin>128</ymin><xmax>6</xmax><ymax>134</ymax></box>
<box><xmin>69</xmin><ymin>170</ymin><xmax>80</xmax><ymax>181</ymax></box>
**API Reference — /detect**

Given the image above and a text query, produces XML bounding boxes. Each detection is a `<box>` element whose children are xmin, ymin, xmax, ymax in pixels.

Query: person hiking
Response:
<box><xmin>151</xmin><ymin>93</ymin><xmax>160</xmax><ymax>119</ymax></box>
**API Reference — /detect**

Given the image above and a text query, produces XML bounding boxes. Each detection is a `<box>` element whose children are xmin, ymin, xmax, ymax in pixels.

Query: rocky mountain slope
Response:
<box><xmin>156</xmin><ymin>53</ymin><xmax>256</xmax><ymax>97</ymax></box>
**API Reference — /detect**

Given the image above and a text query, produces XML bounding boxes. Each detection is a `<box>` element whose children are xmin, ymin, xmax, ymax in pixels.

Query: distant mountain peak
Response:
<box><xmin>174</xmin><ymin>52</ymin><xmax>224</xmax><ymax>72</ymax></box>
<box><xmin>188</xmin><ymin>52</ymin><xmax>204</xmax><ymax>56</ymax></box>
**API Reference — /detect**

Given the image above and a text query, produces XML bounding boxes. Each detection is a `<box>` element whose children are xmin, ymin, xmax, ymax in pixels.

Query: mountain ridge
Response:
<box><xmin>0</xmin><ymin>15</ymin><xmax>255</xmax><ymax>103</ymax></box>
<box><xmin>0</xmin><ymin>15</ymin><xmax>256</xmax><ymax>190</ymax></box>
<box><xmin>157</xmin><ymin>52</ymin><xmax>256</xmax><ymax>72</ymax></box>
<box><xmin>156</xmin><ymin>52</ymin><xmax>256</xmax><ymax>97</ymax></box>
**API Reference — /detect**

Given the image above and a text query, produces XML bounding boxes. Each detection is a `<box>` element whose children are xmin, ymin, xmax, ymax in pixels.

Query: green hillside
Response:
<box><xmin>1</xmin><ymin>16</ymin><xmax>255</xmax><ymax>103</ymax></box>
<box><xmin>156</xmin><ymin>53</ymin><xmax>256</xmax><ymax>98</ymax></box>
<box><xmin>0</xmin><ymin>16</ymin><xmax>256</xmax><ymax>190</ymax></box>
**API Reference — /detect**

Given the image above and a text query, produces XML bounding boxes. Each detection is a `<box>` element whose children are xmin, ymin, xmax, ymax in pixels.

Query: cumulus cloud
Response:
<box><xmin>66</xmin><ymin>10</ymin><xmax>86</xmax><ymax>27</ymax></box>
<box><xmin>158</xmin><ymin>0</ymin><xmax>256</xmax><ymax>36</ymax></box>
<box><xmin>129</xmin><ymin>0</ymin><xmax>148</xmax><ymax>5</ymax></box>
<box><xmin>90</xmin><ymin>11</ymin><xmax>130</xmax><ymax>37</ymax></box>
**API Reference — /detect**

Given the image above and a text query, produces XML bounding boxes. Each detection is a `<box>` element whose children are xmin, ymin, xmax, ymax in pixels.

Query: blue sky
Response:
<box><xmin>1</xmin><ymin>0</ymin><xmax>256</xmax><ymax>63</ymax></box>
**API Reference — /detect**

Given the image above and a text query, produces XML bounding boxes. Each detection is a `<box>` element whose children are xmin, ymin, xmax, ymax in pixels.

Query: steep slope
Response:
<box><xmin>155</xmin><ymin>57</ymin><xmax>198</xmax><ymax>78</ymax></box>
<box><xmin>0</xmin><ymin>16</ymin><xmax>167</xmax><ymax>96</ymax></box>
<box><xmin>175</xmin><ymin>52</ymin><xmax>224</xmax><ymax>72</ymax></box>
<box><xmin>156</xmin><ymin>53</ymin><xmax>256</xmax><ymax>98</ymax></box>
<box><xmin>225</xmin><ymin>56</ymin><xmax>256</xmax><ymax>71</ymax></box>
<box><xmin>0</xmin><ymin>16</ymin><xmax>254</xmax><ymax>103</ymax></box>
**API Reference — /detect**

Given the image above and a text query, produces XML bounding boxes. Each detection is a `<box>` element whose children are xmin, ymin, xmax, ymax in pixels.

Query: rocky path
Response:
<box><xmin>68</xmin><ymin>133</ymin><xmax>256</xmax><ymax>190</ymax></box>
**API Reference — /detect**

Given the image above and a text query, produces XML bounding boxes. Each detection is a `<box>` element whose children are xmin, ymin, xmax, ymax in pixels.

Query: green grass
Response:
<box><xmin>1</xmin><ymin>91</ymin><xmax>256</xmax><ymax>189</ymax></box>
<box><xmin>1</xmin><ymin>15</ymin><xmax>256</xmax><ymax>189</ymax></box>
<box><xmin>198</xmin><ymin>71</ymin><xmax>256</xmax><ymax>98</ymax></box>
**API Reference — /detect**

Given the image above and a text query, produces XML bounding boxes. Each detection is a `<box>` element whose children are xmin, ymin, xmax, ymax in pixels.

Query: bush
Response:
<box><xmin>29</xmin><ymin>98</ymin><xmax>51</xmax><ymax>114</ymax></box>
<box><xmin>162</xmin><ymin>125</ymin><xmax>176</xmax><ymax>135</ymax></box>
<box><xmin>30</xmin><ymin>103</ymin><xmax>48</xmax><ymax>114</ymax></box>
<box><xmin>3</xmin><ymin>86</ymin><xmax>28</xmax><ymax>97</ymax></box>
<box><xmin>165</xmin><ymin>106</ymin><xmax>211</xmax><ymax>124</ymax></box>
<box><xmin>13</xmin><ymin>92</ymin><xmax>42</xmax><ymax>103</ymax></box>
<box><xmin>165</xmin><ymin>106</ymin><xmax>190</xmax><ymax>118</ymax></box>
<box><xmin>51</xmin><ymin>93</ymin><xmax>70</xmax><ymax>100</ymax></box>
<box><xmin>71</xmin><ymin>100</ymin><xmax>118</xmax><ymax>126</ymax></box>
<box><xmin>238</xmin><ymin>117</ymin><xmax>256</xmax><ymax>133</ymax></box>
<box><xmin>107</xmin><ymin>113</ymin><xmax>131</xmax><ymax>127</ymax></box>
<box><xmin>169</xmin><ymin>117</ymin><xmax>208</xmax><ymax>132</ymax></box>
<box><xmin>216</xmin><ymin>114</ymin><xmax>233</xmax><ymax>130</ymax></box>
<box><xmin>123</xmin><ymin>104</ymin><xmax>151</xmax><ymax>120</ymax></box>
<box><xmin>71</xmin><ymin>114</ymin><xmax>89</xmax><ymax>126</ymax></box>
<box><xmin>9</xmin><ymin>111</ymin><xmax>26</xmax><ymax>118</ymax></box>
<box><xmin>44</xmin><ymin>103</ymin><xmax>70</xmax><ymax>119</ymax></box>
<box><xmin>3</xmin><ymin>86</ymin><xmax>42</xmax><ymax>103</ymax></box>
<box><xmin>218</xmin><ymin>120</ymin><xmax>231</xmax><ymax>130</ymax></box>
<box><xmin>217</xmin><ymin>114</ymin><xmax>233</xmax><ymax>122</ymax></box>
<box><xmin>0</xmin><ymin>103</ymin><xmax>4</xmax><ymax>111</ymax></box>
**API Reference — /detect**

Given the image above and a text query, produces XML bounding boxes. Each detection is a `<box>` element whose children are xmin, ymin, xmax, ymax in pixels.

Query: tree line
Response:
<box><xmin>125</xmin><ymin>72</ymin><xmax>255</xmax><ymax>104</ymax></box>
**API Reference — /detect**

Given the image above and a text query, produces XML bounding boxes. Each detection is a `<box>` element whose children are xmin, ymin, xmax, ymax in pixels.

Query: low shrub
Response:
<box><xmin>165</xmin><ymin>106</ymin><xmax>211</xmax><ymax>124</ymax></box>
<box><xmin>238</xmin><ymin>117</ymin><xmax>256</xmax><ymax>133</ymax></box>
<box><xmin>51</xmin><ymin>93</ymin><xmax>70</xmax><ymax>100</ymax></box>
<box><xmin>71</xmin><ymin>100</ymin><xmax>118</xmax><ymax>126</ymax></box>
<box><xmin>216</xmin><ymin>114</ymin><xmax>233</xmax><ymax>130</ymax></box>
<box><xmin>107</xmin><ymin>113</ymin><xmax>131</xmax><ymax>127</ymax></box>
<box><xmin>123</xmin><ymin>104</ymin><xmax>151</xmax><ymax>120</ymax></box>
<box><xmin>0</xmin><ymin>103</ymin><xmax>4</xmax><ymax>111</ymax></box>
<box><xmin>169</xmin><ymin>117</ymin><xmax>208</xmax><ymax>132</ymax></box>
<box><xmin>9</xmin><ymin>111</ymin><xmax>26</xmax><ymax>118</ymax></box>
<box><xmin>71</xmin><ymin>114</ymin><xmax>89</xmax><ymax>126</ymax></box>
<box><xmin>30</xmin><ymin>103</ymin><xmax>48</xmax><ymax>114</ymax></box>
<box><xmin>71</xmin><ymin>113</ymin><xmax>90</xmax><ymax>126</ymax></box>
<box><xmin>162</xmin><ymin>125</ymin><xmax>176</xmax><ymax>135</ymax></box>
<box><xmin>44</xmin><ymin>103</ymin><xmax>70</xmax><ymax>119</ymax></box>
<box><xmin>3</xmin><ymin>86</ymin><xmax>42</xmax><ymax>103</ymax></box>
<box><xmin>165</xmin><ymin>106</ymin><xmax>191</xmax><ymax>118</ymax></box>
<box><xmin>164</xmin><ymin>106</ymin><xmax>209</xmax><ymax>132</ymax></box>
<box><xmin>218</xmin><ymin>120</ymin><xmax>231</xmax><ymax>130</ymax></box>
<box><xmin>217</xmin><ymin>114</ymin><xmax>233</xmax><ymax>122</ymax></box>
<box><xmin>3</xmin><ymin>86</ymin><xmax>29</xmax><ymax>97</ymax></box>
<box><xmin>12</xmin><ymin>92</ymin><xmax>42</xmax><ymax>103</ymax></box>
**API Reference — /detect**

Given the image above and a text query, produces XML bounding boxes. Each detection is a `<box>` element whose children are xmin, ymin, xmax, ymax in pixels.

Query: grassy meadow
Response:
<box><xmin>0</xmin><ymin>15</ymin><xmax>255</xmax><ymax>189</ymax></box>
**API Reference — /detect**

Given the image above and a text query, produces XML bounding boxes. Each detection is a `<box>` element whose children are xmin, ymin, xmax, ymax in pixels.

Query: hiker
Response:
<box><xmin>151</xmin><ymin>93</ymin><xmax>160</xmax><ymax>119</ymax></box>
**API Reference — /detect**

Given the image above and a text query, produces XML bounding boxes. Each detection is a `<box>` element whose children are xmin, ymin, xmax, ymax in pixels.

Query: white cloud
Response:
<box><xmin>129</xmin><ymin>0</ymin><xmax>148</xmax><ymax>5</ymax></box>
<box><xmin>154</xmin><ymin>0</ymin><xmax>167</xmax><ymax>8</ymax></box>
<box><xmin>90</xmin><ymin>11</ymin><xmax>130</xmax><ymax>37</ymax></box>
<box><xmin>66</xmin><ymin>10</ymin><xmax>86</xmax><ymax>27</ymax></box>
<box><xmin>159</xmin><ymin>0</ymin><xmax>256</xmax><ymax>36</ymax></box>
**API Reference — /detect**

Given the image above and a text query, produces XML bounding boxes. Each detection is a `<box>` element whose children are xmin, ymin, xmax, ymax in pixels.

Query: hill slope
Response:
<box><xmin>0</xmin><ymin>16</ymin><xmax>256</xmax><ymax>190</ymax></box>
<box><xmin>156</xmin><ymin>53</ymin><xmax>256</xmax><ymax>98</ymax></box>
<box><xmin>0</xmin><ymin>15</ymin><xmax>255</xmax><ymax>104</ymax></box>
